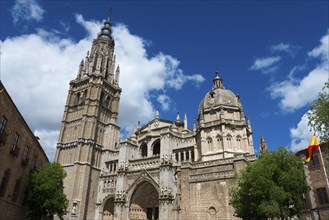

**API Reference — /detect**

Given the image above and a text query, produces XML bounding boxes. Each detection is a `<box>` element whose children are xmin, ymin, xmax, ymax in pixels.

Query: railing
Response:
<box><xmin>129</xmin><ymin>156</ymin><xmax>160</xmax><ymax>171</ymax></box>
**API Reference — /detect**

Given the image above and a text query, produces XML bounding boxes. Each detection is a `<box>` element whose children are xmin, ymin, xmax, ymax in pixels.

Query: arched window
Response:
<box><xmin>152</xmin><ymin>139</ymin><xmax>160</xmax><ymax>156</ymax></box>
<box><xmin>226</xmin><ymin>135</ymin><xmax>232</xmax><ymax>149</ymax></box>
<box><xmin>216</xmin><ymin>135</ymin><xmax>223</xmax><ymax>151</ymax></box>
<box><xmin>236</xmin><ymin>136</ymin><xmax>242</xmax><ymax>150</ymax></box>
<box><xmin>141</xmin><ymin>143</ymin><xmax>147</xmax><ymax>157</ymax></box>
<box><xmin>74</xmin><ymin>92</ymin><xmax>80</xmax><ymax>105</ymax></box>
<box><xmin>206</xmin><ymin>137</ymin><xmax>213</xmax><ymax>152</ymax></box>
<box><xmin>81</xmin><ymin>90</ymin><xmax>87</xmax><ymax>104</ymax></box>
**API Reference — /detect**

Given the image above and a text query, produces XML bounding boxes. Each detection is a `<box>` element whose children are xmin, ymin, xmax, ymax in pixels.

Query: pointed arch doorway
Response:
<box><xmin>103</xmin><ymin>197</ymin><xmax>114</xmax><ymax>220</ymax></box>
<box><xmin>129</xmin><ymin>181</ymin><xmax>159</xmax><ymax>220</ymax></box>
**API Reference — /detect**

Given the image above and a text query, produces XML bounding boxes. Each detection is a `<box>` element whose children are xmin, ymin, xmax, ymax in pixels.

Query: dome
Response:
<box><xmin>198</xmin><ymin>72</ymin><xmax>240</xmax><ymax>115</ymax></box>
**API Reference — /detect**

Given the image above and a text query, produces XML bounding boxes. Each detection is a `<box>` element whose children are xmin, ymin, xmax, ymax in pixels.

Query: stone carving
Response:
<box><xmin>160</xmin><ymin>186</ymin><xmax>173</xmax><ymax>199</ymax></box>
<box><xmin>71</xmin><ymin>202</ymin><xmax>77</xmax><ymax>215</ymax></box>
<box><xmin>161</xmin><ymin>154</ymin><xmax>172</xmax><ymax>165</ymax></box>
<box><xmin>115</xmin><ymin>190</ymin><xmax>126</xmax><ymax>203</ymax></box>
<box><xmin>118</xmin><ymin>162</ymin><xmax>128</xmax><ymax>171</ymax></box>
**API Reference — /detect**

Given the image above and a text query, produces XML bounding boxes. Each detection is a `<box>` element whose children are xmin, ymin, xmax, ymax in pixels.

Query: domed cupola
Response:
<box><xmin>198</xmin><ymin>71</ymin><xmax>242</xmax><ymax>123</ymax></box>
<box><xmin>196</xmin><ymin>70</ymin><xmax>254</xmax><ymax>161</ymax></box>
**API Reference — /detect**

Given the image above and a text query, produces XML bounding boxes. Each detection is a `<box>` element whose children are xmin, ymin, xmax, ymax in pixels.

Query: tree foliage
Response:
<box><xmin>307</xmin><ymin>81</ymin><xmax>329</xmax><ymax>141</ymax></box>
<box><xmin>230</xmin><ymin>147</ymin><xmax>309</xmax><ymax>219</ymax></box>
<box><xmin>28</xmin><ymin>162</ymin><xmax>68</xmax><ymax>220</ymax></box>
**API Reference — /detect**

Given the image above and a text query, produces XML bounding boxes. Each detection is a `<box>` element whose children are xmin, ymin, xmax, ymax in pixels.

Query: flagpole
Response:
<box><xmin>318</xmin><ymin>145</ymin><xmax>329</xmax><ymax>191</ymax></box>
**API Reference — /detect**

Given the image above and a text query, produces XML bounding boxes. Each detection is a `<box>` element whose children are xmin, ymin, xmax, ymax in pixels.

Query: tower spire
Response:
<box><xmin>98</xmin><ymin>15</ymin><xmax>113</xmax><ymax>40</ymax></box>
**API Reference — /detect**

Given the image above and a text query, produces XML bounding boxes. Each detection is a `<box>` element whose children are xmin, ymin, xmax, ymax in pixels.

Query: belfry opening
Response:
<box><xmin>129</xmin><ymin>181</ymin><xmax>159</xmax><ymax>220</ymax></box>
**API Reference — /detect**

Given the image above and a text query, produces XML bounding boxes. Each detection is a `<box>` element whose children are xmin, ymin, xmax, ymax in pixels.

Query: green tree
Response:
<box><xmin>230</xmin><ymin>147</ymin><xmax>309</xmax><ymax>219</ymax></box>
<box><xmin>28</xmin><ymin>162</ymin><xmax>68</xmax><ymax>220</ymax></box>
<box><xmin>307</xmin><ymin>81</ymin><xmax>329</xmax><ymax>141</ymax></box>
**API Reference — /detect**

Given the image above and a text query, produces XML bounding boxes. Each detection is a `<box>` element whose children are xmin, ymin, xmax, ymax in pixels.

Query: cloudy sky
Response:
<box><xmin>0</xmin><ymin>0</ymin><xmax>328</xmax><ymax>161</ymax></box>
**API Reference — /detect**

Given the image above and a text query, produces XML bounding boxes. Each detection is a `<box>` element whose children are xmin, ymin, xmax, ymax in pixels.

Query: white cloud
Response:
<box><xmin>157</xmin><ymin>94</ymin><xmax>171</xmax><ymax>111</ymax></box>
<box><xmin>249</xmin><ymin>56</ymin><xmax>281</xmax><ymax>73</ymax></box>
<box><xmin>268</xmin><ymin>32</ymin><xmax>329</xmax><ymax>112</ymax></box>
<box><xmin>0</xmin><ymin>14</ymin><xmax>204</xmax><ymax>161</ymax></box>
<box><xmin>75</xmin><ymin>14</ymin><xmax>102</xmax><ymax>39</ymax></box>
<box><xmin>34</xmin><ymin>129</ymin><xmax>60</xmax><ymax>161</ymax></box>
<box><xmin>112</xmin><ymin>23</ymin><xmax>204</xmax><ymax>130</ymax></box>
<box><xmin>308</xmin><ymin>33</ymin><xmax>329</xmax><ymax>61</ymax></box>
<box><xmin>11</xmin><ymin>0</ymin><xmax>45</xmax><ymax>24</ymax></box>
<box><xmin>270</xmin><ymin>43</ymin><xmax>300</xmax><ymax>56</ymax></box>
<box><xmin>269</xmin><ymin>67</ymin><xmax>327</xmax><ymax>112</ymax></box>
<box><xmin>289</xmin><ymin>112</ymin><xmax>313</xmax><ymax>152</ymax></box>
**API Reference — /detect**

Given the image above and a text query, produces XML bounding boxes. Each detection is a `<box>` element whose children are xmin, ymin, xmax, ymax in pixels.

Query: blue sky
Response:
<box><xmin>0</xmin><ymin>0</ymin><xmax>328</xmax><ymax>161</ymax></box>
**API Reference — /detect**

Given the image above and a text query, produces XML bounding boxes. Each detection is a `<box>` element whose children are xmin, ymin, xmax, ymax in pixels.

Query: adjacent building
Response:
<box><xmin>297</xmin><ymin>142</ymin><xmax>329</xmax><ymax>220</ymax></box>
<box><xmin>0</xmin><ymin>81</ymin><xmax>49</xmax><ymax>220</ymax></box>
<box><xmin>55</xmin><ymin>16</ymin><xmax>257</xmax><ymax>220</ymax></box>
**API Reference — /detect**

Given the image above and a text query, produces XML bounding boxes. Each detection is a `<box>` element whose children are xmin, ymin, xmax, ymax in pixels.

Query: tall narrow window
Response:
<box><xmin>317</xmin><ymin>188</ymin><xmax>329</xmax><ymax>204</ymax></box>
<box><xmin>75</xmin><ymin>92</ymin><xmax>80</xmax><ymax>105</ymax></box>
<box><xmin>227</xmin><ymin>135</ymin><xmax>232</xmax><ymax>149</ymax></box>
<box><xmin>0</xmin><ymin>116</ymin><xmax>8</xmax><ymax>146</ymax></box>
<box><xmin>236</xmin><ymin>136</ymin><xmax>242</xmax><ymax>150</ymax></box>
<box><xmin>141</xmin><ymin>143</ymin><xmax>147</xmax><ymax>157</ymax></box>
<box><xmin>207</xmin><ymin>137</ymin><xmax>213</xmax><ymax>152</ymax></box>
<box><xmin>10</xmin><ymin>133</ymin><xmax>20</xmax><ymax>156</ymax></box>
<box><xmin>216</xmin><ymin>135</ymin><xmax>223</xmax><ymax>151</ymax></box>
<box><xmin>12</xmin><ymin>133</ymin><xmax>19</xmax><ymax>151</ymax></box>
<box><xmin>12</xmin><ymin>178</ymin><xmax>22</xmax><ymax>202</ymax></box>
<box><xmin>81</xmin><ymin>90</ymin><xmax>87</xmax><ymax>104</ymax></box>
<box><xmin>0</xmin><ymin>169</ymin><xmax>11</xmax><ymax>197</ymax></box>
<box><xmin>22</xmin><ymin>146</ymin><xmax>29</xmax><ymax>166</ymax></box>
<box><xmin>23</xmin><ymin>146</ymin><xmax>29</xmax><ymax>160</ymax></box>
<box><xmin>152</xmin><ymin>139</ymin><xmax>160</xmax><ymax>156</ymax></box>
<box><xmin>0</xmin><ymin>116</ymin><xmax>7</xmax><ymax>135</ymax></box>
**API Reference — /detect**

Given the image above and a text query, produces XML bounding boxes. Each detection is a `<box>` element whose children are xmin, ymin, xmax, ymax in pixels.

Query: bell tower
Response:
<box><xmin>55</xmin><ymin>16</ymin><xmax>121</xmax><ymax>219</ymax></box>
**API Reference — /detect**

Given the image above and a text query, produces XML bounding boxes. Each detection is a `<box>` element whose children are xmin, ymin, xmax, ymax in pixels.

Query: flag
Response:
<box><xmin>305</xmin><ymin>132</ymin><xmax>319</xmax><ymax>163</ymax></box>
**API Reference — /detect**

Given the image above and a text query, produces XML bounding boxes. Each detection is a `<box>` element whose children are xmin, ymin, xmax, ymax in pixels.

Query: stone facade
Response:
<box><xmin>55</xmin><ymin>16</ymin><xmax>256</xmax><ymax>220</ymax></box>
<box><xmin>0</xmin><ymin>81</ymin><xmax>49</xmax><ymax>220</ymax></box>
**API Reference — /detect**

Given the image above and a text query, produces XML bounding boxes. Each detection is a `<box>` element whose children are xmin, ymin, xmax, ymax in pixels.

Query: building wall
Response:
<box><xmin>0</xmin><ymin>81</ymin><xmax>49</xmax><ymax>220</ymax></box>
<box><xmin>297</xmin><ymin>144</ymin><xmax>329</xmax><ymax>220</ymax></box>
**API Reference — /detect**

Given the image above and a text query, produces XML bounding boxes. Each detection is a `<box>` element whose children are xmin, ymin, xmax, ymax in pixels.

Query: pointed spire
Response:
<box><xmin>176</xmin><ymin>112</ymin><xmax>180</xmax><ymax>123</ymax></box>
<box><xmin>213</xmin><ymin>70</ymin><xmax>223</xmax><ymax>89</ymax></box>
<box><xmin>137</xmin><ymin>121</ymin><xmax>141</xmax><ymax>130</ymax></box>
<box><xmin>77</xmin><ymin>59</ymin><xmax>84</xmax><ymax>79</ymax></box>
<box><xmin>98</xmin><ymin>15</ymin><xmax>113</xmax><ymax>40</ymax></box>
<box><xmin>259</xmin><ymin>136</ymin><xmax>268</xmax><ymax>154</ymax></box>
<box><xmin>184</xmin><ymin>113</ymin><xmax>188</xmax><ymax>130</ymax></box>
<box><xmin>115</xmin><ymin>65</ymin><xmax>120</xmax><ymax>84</ymax></box>
<box><xmin>156</xmin><ymin>109</ymin><xmax>159</xmax><ymax>119</ymax></box>
<box><xmin>193</xmin><ymin>119</ymin><xmax>197</xmax><ymax>132</ymax></box>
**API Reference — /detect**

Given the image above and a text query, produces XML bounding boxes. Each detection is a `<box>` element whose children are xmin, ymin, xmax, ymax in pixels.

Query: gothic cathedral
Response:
<box><xmin>55</xmin><ymin>16</ymin><xmax>256</xmax><ymax>220</ymax></box>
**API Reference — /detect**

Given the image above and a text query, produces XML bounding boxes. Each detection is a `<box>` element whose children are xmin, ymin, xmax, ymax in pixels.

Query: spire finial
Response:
<box><xmin>260</xmin><ymin>136</ymin><xmax>268</xmax><ymax>154</ymax></box>
<box><xmin>156</xmin><ymin>109</ymin><xmax>159</xmax><ymax>119</ymax></box>
<box><xmin>184</xmin><ymin>113</ymin><xmax>188</xmax><ymax>130</ymax></box>
<box><xmin>106</xmin><ymin>7</ymin><xmax>113</xmax><ymax>23</ymax></box>
<box><xmin>176</xmin><ymin>112</ymin><xmax>180</xmax><ymax>123</ymax></box>
<box><xmin>98</xmin><ymin>11</ymin><xmax>113</xmax><ymax>40</ymax></box>
<box><xmin>213</xmin><ymin>69</ymin><xmax>223</xmax><ymax>89</ymax></box>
